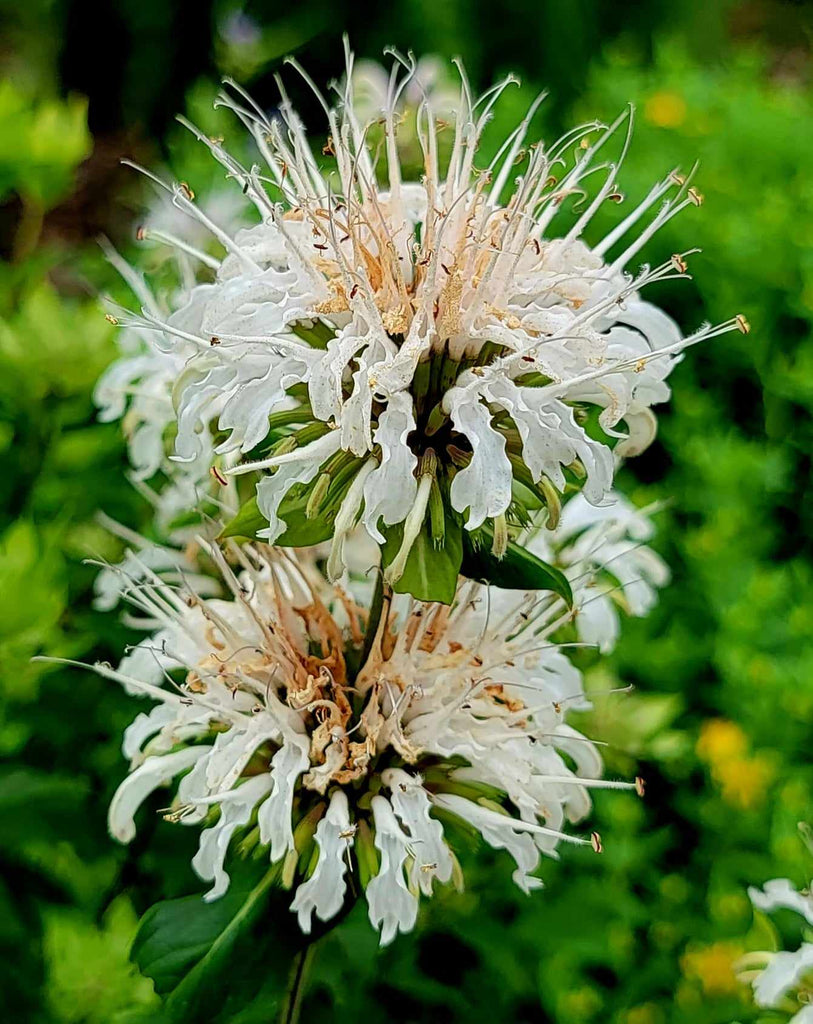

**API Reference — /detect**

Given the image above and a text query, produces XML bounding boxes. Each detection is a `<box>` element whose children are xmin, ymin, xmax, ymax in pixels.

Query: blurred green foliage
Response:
<box><xmin>1</xmin><ymin>1</ymin><xmax>811</xmax><ymax>1021</ymax></box>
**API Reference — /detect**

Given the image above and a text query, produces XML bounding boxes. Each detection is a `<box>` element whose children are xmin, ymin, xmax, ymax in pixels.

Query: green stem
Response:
<box><xmin>280</xmin><ymin>941</ymin><xmax>315</xmax><ymax>1024</ymax></box>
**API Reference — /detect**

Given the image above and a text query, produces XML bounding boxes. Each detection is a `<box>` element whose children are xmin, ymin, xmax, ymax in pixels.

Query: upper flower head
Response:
<box><xmin>104</xmin><ymin>45</ymin><xmax>748</xmax><ymax>595</ymax></box>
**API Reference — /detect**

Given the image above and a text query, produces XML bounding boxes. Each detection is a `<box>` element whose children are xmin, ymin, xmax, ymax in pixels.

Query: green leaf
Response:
<box><xmin>131</xmin><ymin>862</ymin><xmax>287</xmax><ymax>1023</ymax></box>
<box><xmin>218</xmin><ymin>496</ymin><xmax>265</xmax><ymax>541</ymax></box>
<box><xmin>381</xmin><ymin>516</ymin><xmax>463</xmax><ymax>604</ymax></box>
<box><xmin>219</xmin><ymin>489</ymin><xmax>338</xmax><ymax>547</ymax></box>
<box><xmin>461</xmin><ymin>526</ymin><xmax>573</xmax><ymax>605</ymax></box>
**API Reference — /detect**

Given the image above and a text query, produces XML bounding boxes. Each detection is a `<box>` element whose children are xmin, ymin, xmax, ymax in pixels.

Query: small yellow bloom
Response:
<box><xmin>697</xmin><ymin>719</ymin><xmax>747</xmax><ymax>764</ymax></box>
<box><xmin>624</xmin><ymin>1004</ymin><xmax>664</xmax><ymax>1024</ymax></box>
<box><xmin>681</xmin><ymin>941</ymin><xmax>743</xmax><ymax>997</ymax></box>
<box><xmin>644</xmin><ymin>91</ymin><xmax>688</xmax><ymax>128</ymax></box>
<box><xmin>715</xmin><ymin>755</ymin><xmax>775</xmax><ymax>809</ymax></box>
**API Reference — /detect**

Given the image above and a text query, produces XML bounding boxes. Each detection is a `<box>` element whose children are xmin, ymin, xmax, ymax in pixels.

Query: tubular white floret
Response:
<box><xmin>94</xmin><ymin>47</ymin><xmax>740</xmax><ymax>572</ymax></box>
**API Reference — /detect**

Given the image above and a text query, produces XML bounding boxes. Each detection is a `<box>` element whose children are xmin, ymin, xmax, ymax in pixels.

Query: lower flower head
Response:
<box><xmin>82</xmin><ymin>536</ymin><xmax>642</xmax><ymax>944</ymax></box>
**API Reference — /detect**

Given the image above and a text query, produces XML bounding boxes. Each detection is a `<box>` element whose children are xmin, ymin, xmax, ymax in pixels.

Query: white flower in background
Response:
<box><xmin>351</xmin><ymin>53</ymin><xmax>463</xmax><ymax>122</ymax></box>
<box><xmin>108</xmin><ymin>45</ymin><xmax>748</xmax><ymax>584</ymax></box>
<box><xmin>61</xmin><ymin>539</ymin><xmax>644</xmax><ymax>946</ymax></box>
<box><xmin>739</xmin><ymin>873</ymin><xmax>813</xmax><ymax>1024</ymax></box>
<box><xmin>527</xmin><ymin>491</ymin><xmax>670</xmax><ymax>653</ymax></box>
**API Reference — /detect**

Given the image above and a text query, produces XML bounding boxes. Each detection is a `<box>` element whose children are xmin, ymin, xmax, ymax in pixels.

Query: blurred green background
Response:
<box><xmin>1</xmin><ymin>0</ymin><xmax>812</xmax><ymax>1021</ymax></box>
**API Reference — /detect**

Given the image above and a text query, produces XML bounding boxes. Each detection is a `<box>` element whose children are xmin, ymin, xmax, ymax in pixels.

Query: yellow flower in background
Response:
<box><xmin>623</xmin><ymin>1003</ymin><xmax>665</xmax><ymax>1024</ymax></box>
<box><xmin>697</xmin><ymin>719</ymin><xmax>748</xmax><ymax>762</ymax></box>
<box><xmin>644</xmin><ymin>91</ymin><xmax>688</xmax><ymax>127</ymax></box>
<box><xmin>715</xmin><ymin>755</ymin><xmax>775</xmax><ymax>809</ymax></box>
<box><xmin>696</xmin><ymin>720</ymin><xmax>774</xmax><ymax>809</ymax></box>
<box><xmin>681</xmin><ymin>941</ymin><xmax>744</xmax><ymax>997</ymax></box>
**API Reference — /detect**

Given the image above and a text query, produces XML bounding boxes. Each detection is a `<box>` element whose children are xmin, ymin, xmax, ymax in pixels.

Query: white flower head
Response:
<box><xmin>79</xmin><ymin>538</ymin><xmax>643</xmax><ymax>945</ymax></box>
<box><xmin>106</xmin><ymin>45</ymin><xmax>747</xmax><ymax>588</ymax></box>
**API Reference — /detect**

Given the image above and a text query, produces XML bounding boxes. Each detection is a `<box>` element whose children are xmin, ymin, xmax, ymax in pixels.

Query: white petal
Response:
<box><xmin>256</xmin><ymin>431</ymin><xmax>342</xmax><ymax>542</ymax></box>
<box><xmin>382</xmin><ymin>769</ymin><xmax>452</xmax><ymax>895</ymax></box>
<box><xmin>749</xmin><ymin>879</ymin><xmax>813</xmax><ymax>927</ymax></box>
<box><xmin>108</xmin><ymin>746</ymin><xmax>207</xmax><ymax>843</ymax></box>
<box><xmin>433</xmin><ymin>792</ymin><xmax>542</xmax><ymax>893</ymax></box>
<box><xmin>290</xmin><ymin>790</ymin><xmax>352</xmax><ymax>932</ymax></box>
<box><xmin>445</xmin><ymin>386</ymin><xmax>512</xmax><ymax>529</ymax></box>
<box><xmin>362</xmin><ymin>392</ymin><xmax>418</xmax><ymax>542</ymax></box>
<box><xmin>753</xmin><ymin>945</ymin><xmax>813</xmax><ymax>1008</ymax></box>
<box><xmin>192</xmin><ymin>775</ymin><xmax>273</xmax><ymax>901</ymax></box>
<box><xmin>367</xmin><ymin>795</ymin><xmax>419</xmax><ymax>945</ymax></box>
<box><xmin>257</xmin><ymin>735</ymin><xmax>310</xmax><ymax>861</ymax></box>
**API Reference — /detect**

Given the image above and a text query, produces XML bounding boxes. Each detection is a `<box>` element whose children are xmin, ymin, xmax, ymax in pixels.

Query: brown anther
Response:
<box><xmin>735</xmin><ymin>313</ymin><xmax>751</xmax><ymax>335</ymax></box>
<box><xmin>635</xmin><ymin>776</ymin><xmax>646</xmax><ymax>798</ymax></box>
<box><xmin>211</xmin><ymin>466</ymin><xmax>228</xmax><ymax>486</ymax></box>
<box><xmin>591</xmin><ymin>831</ymin><xmax>603</xmax><ymax>854</ymax></box>
<box><xmin>350</xmin><ymin>284</ymin><xmax>359</xmax><ymax>299</ymax></box>
<box><xmin>313</xmin><ymin>243</ymin><xmax>328</xmax><ymax>251</ymax></box>
<box><xmin>322</xmin><ymin>136</ymin><xmax>335</xmax><ymax>156</ymax></box>
<box><xmin>210</xmin><ymin>335</ymin><xmax>221</xmax><ymax>346</ymax></box>
<box><xmin>671</xmin><ymin>253</ymin><xmax>688</xmax><ymax>273</ymax></box>
<box><xmin>544</xmin><ymin>175</ymin><xmax>558</xmax><ymax>189</ymax></box>
<box><xmin>608</xmin><ymin>191</ymin><xmax>624</xmax><ymax>203</ymax></box>
<box><xmin>532</xmin><ymin>238</ymin><xmax>542</xmax><ymax>256</ymax></box>
<box><xmin>179</xmin><ymin>181</ymin><xmax>195</xmax><ymax>200</ymax></box>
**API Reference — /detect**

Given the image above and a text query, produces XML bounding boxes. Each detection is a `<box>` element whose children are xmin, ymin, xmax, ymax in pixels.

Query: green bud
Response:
<box><xmin>235</xmin><ymin>824</ymin><xmax>261</xmax><ymax>858</ymax></box>
<box><xmin>294</xmin><ymin>802</ymin><xmax>326</xmax><ymax>873</ymax></box>
<box><xmin>270</xmin><ymin>435</ymin><xmax>298</xmax><ymax>458</ymax></box>
<box><xmin>446</xmin><ymin>444</ymin><xmax>471</xmax><ymax>468</ymax></box>
<box><xmin>413</xmin><ymin>357</ymin><xmax>432</xmax><ymax>411</ymax></box>
<box><xmin>282</xmin><ymin>848</ymin><xmax>298</xmax><ymax>889</ymax></box>
<box><xmin>266</xmin><ymin>406</ymin><xmax>314</xmax><ymax>431</ymax></box>
<box><xmin>429</xmin><ymin>478</ymin><xmax>446</xmax><ymax>549</ymax></box>
<box><xmin>356</xmin><ymin>819</ymin><xmax>379</xmax><ymax>889</ymax></box>
<box><xmin>440</xmin><ymin>353</ymin><xmax>461</xmax><ymax>393</ymax></box>
<box><xmin>419</xmin><ymin>447</ymin><xmax>439</xmax><ymax>478</ymax></box>
<box><xmin>538</xmin><ymin>476</ymin><xmax>562</xmax><ymax>530</ymax></box>
<box><xmin>424</xmin><ymin>402</ymin><xmax>449</xmax><ymax>437</ymax></box>
<box><xmin>306</xmin><ymin>472</ymin><xmax>332</xmax><ymax>518</ymax></box>
<box><xmin>291</xmin><ymin>318</ymin><xmax>336</xmax><ymax>349</ymax></box>
<box><xmin>491</xmin><ymin>513</ymin><xmax>508</xmax><ymax>560</ymax></box>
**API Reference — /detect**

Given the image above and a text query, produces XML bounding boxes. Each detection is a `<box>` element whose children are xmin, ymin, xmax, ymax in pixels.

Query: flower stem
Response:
<box><xmin>280</xmin><ymin>941</ymin><xmax>315</xmax><ymax>1024</ymax></box>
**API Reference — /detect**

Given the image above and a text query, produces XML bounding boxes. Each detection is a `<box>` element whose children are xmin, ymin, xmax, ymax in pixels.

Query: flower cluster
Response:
<box><xmin>82</xmin><ymin>518</ymin><xmax>652</xmax><ymax>945</ymax></box>
<box><xmin>99</xmin><ymin>48</ymin><xmax>747</xmax><ymax>586</ymax></box>
<box><xmin>78</xmin><ymin>46</ymin><xmax>724</xmax><ymax>948</ymax></box>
